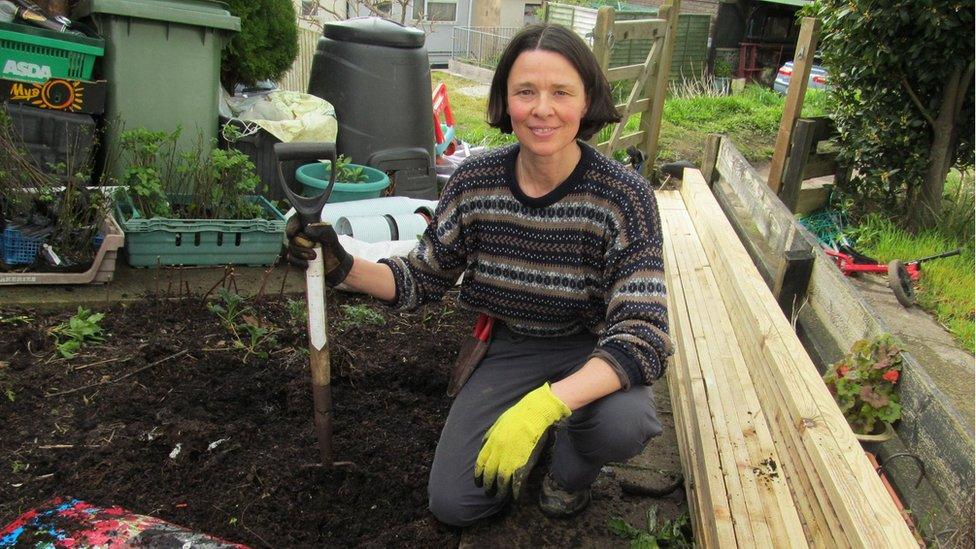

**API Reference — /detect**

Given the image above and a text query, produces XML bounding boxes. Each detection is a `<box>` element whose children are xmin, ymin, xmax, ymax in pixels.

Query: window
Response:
<box><xmin>300</xmin><ymin>0</ymin><xmax>319</xmax><ymax>16</ymax></box>
<box><xmin>413</xmin><ymin>0</ymin><xmax>457</xmax><ymax>22</ymax></box>
<box><xmin>375</xmin><ymin>0</ymin><xmax>393</xmax><ymax>16</ymax></box>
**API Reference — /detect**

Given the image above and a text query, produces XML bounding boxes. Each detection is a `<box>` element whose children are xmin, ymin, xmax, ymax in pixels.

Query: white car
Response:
<box><xmin>773</xmin><ymin>61</ymin><xmax>829</xmax><ymax>94</ymax></box>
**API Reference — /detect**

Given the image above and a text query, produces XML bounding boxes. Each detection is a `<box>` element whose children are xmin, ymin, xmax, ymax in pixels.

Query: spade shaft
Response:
<box><xmin>274</xmin><ymin>142</ymin><xmax>338</xmax><ymax>466</ymax></box>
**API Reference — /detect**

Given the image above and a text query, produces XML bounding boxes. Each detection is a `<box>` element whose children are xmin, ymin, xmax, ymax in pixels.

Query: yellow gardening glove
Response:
<box><xmin>474</xmin><ymin>383</ymin><xmax>572</xmax><ymax>499</ymax></box>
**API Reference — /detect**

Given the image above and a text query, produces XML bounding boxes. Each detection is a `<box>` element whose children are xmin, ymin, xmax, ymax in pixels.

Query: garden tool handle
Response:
<box><xmin>305</xmin><ymin>246</ymin><xmax>333</xmax><ymax>465</ymax></box>
<box><xmin>910</xmin><ymin>248</ymin><xmax>962</xmax><ymax>265</ymax></box>
<box><xmin>273</xmin><ymin>142</ymin><xmax>337</xmax><ymax>224</ymax></box>
<box><xmin>273</xmin><ymin>141</ymin><xmax>336</xmax><ymax>466</ymax></box>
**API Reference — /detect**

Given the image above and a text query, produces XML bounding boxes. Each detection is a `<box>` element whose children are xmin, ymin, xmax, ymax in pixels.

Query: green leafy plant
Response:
<box><xmin>322</xmin><ymin>155</ymin><xmax>369</xmax><ymax>183</ymax></box>
<box><xmin>208</xmin><ymin>288</ymin><xmax>247</xmax><ymax>326</ymax></box>
<box><xmin>713</xmin><ymin>58</ymin><xmax>733</xmax><ymax>78</ymax></box>
<box><xmin>286</xmin><ymin>298</ymin><xmax>307</xmax><ymax>325</ymax></box>
<box><xmin>208</xmin><ymin>289</ymin><xmax>278</xmax><ymax>361</ymax></box>
<box><xmin>117</xmin><ymin>128</ymin><xmax>177</xmax><ymax>219</ymax></box>
<box><xmin>220</xmin><ymin>0</ymin><xmax>298</xmax><ymax>93</ymax></box>
<box><xmin>178</xmin><ymin>146</ymin><xmax>264</xmax><ymax>220</ymax></box>
<box><xmin>336</xmin><ymin>304</ymin><xmax>386</xmax><ymax>332</ymax></box>
<box><xmin>822</xmin><ymin>334</ymin><xmax>905</xmax><ymax>435</ymax></box>
<box><xmin>115</xmin><ymin>128</ymin><xmax>265</xmax><ymax>221</ymax></box>
<box><xmin>49</xmin><ymin>306</ymin><xmax>105</xmax><ymax>358</ymax></box>
<box><xmin>608</xmin><ymin>506</ymin><xmax>692</xmax><ymax>548</ymax></box>
<box><xmin>812</xmin><ymin>0</ymin><xmax>974</xmax><ymax>230</ymax></box>
<box><xmin>0</xmin><ymin>314</ymin><xmax>31</xmax><ymax>325</ymax></box>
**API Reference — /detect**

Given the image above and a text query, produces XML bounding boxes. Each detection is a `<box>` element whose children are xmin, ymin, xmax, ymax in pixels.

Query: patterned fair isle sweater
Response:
<box><xmin>379</xmin><ymin>142</ymin><xmax>672</xmax><ymax>388</ymax></box>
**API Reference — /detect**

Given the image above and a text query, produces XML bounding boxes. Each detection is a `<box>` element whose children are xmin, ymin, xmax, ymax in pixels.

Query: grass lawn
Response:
<box><xmin>849</xmin><ymin>171</ymin><xmax>975</xmax><ymax>352</ymax></box>
<box><xmin>431</xmin><ymin>71</ymin><xmax>515</xmax><ymax>148</ymax></box>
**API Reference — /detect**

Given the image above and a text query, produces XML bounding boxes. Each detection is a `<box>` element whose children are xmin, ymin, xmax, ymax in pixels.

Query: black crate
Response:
<box><xmin>219</xmin><ymin>117</ymin><xmax>301</xmax><ymax>201</ymax></box>
<box><xmin>4</xmin><ymin>102</ymin><xmax>96</xmax><ymax>177</ymax></box>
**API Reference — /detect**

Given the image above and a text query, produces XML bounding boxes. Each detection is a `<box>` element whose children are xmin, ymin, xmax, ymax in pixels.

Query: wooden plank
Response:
<box><xmin>660</xmin><ymin>203</ymin><xmax>731</xmax><ymax>547</ymax></box>
<box><xmin>767</xmin><ymin>17</ymin><xmax>821</xmax><ymax>193</ymax></box>
<box><xmin>660</xmin><ymin>190</ymin><xmax>727</xmax><ymax>547</ymax></box>
<box><xmin>701</xmin><ymin>134</ymin><xmax>722</xmax><ymax>186</ymax></box>
<box><xmin>684</xmin><ymin>233</ymin><xmax>846</xmax><ymax>548</ymax></box>
<box><xmin>674</xmin><ymin>208</ymin><xmax>809</xmax><ymax>547</ymax></box>
<box><xmin>668</xmin><ymin>214</ymin><xmax>780</xmax><ymax>547</ymax></box>
<box><xmin>679</xmin><ymin>169</ymin><xmax>919</xmax><ymax>547</ymax></box>
<box><xmin>587</xmin><ymin>6</ymin><xmax>614</xmax><ymax>151</ymax></box>
<box><xmin>773</xmin><ymin>241</ymin><xmax>816</xmax><ymax>321</ymax></box>
<box><xmin>607</xmin><ymin>64</ymin><xmax>645</xmax><ymax>82</ymax></box>
<box><xmin>614</xmin><ymin>97</ymin><xmax>650</xmax><ymax>113</ymax></box>
<box><xmin>610</xmin><ymin>18</ymin><xmax>668</xmax><ymax>41</ymax></box>
<box><xmin>779</xmin><ymin>118</ymin><xmax>819</xmax><ymax>212</ymax></box>
<box><xmin>594</xmin><ymin>131</ymin><xmax>644</xmax><ymax>153</ymax></box>
<box><xmin>667</xmin><ymin>213</ymin><xmax>762</xmax><ymax>548</ymax></box>
<box><xmin>663</xmin><ymin>209</ymin><xmax>724</xmax><ymax>547</ymax></box>
<box><xmin>716</xmin><ymin>137</ymin><xmax>795</xmax><ymax>255</ymax></box>
<box><xmin>661</xmin><ymin>189</ymin><xmax>807</xmax><ymax>548</ymax></box>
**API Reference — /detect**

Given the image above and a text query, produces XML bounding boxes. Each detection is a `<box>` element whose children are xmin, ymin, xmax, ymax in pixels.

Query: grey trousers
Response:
<box><xmin>428</xmin><ymin>324</ymin><xmax>662</xmax><ymax>527</ymax></box>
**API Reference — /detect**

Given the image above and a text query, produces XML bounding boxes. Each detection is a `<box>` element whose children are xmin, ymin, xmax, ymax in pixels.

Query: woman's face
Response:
<box><xmin>506</xmin><ymin>49</ymin><xmax>588</xmax><ymax>163</ymax></box>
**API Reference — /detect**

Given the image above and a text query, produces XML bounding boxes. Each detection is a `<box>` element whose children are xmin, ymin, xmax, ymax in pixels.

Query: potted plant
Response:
<box><xmin>712</xmin><ymin>58</ymin><xmax>733</xmax><ymax>94</ymax></box>
<box><xmin>822</xmin><ymin>334</ymin><xmax>904</xmax><ymax>442</ymax></box>
<box><xmin>295</xmin><ymin>155</ymin><xmax>391</xmax><ymax>203</ymax></box>
<box><xmin>0</xmin><ymin>109</ymin><xmax>123</xmax><ymax>283</ymax></box>
<box><xmin>111</xmin><ymin>128</ymin><xmax>286</xmax><ymax>267</ymax></box>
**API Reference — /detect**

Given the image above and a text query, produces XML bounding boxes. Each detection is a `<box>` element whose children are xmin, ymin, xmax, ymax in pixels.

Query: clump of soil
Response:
<box><xmin>0</xmin><ymin>291</ymin><xmax>474</xmax><ymax>547</ymax></box>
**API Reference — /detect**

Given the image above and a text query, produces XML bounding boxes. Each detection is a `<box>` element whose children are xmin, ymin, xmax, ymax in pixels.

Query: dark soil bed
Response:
<box><xmin>0</xmin><ymin>291</ymin><xmax>474</xmax><ymax>547</ymax></box>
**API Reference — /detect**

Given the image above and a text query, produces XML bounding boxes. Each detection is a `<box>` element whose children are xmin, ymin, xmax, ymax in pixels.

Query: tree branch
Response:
<box><xmin>899</xmin><ymin>73</ymin><xmax>937</xmax><ymax>128</ymax></box>
<box><xmin>953</xmin><ymin>60</ymin><xmax>974</xmax><ymax>120</ymax></box>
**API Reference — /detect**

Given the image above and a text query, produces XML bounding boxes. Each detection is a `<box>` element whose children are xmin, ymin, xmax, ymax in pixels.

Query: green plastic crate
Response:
<box><xmin>114</xmin><ymin>195</ymin><xmax>286</xmax><ymax>267</ymax></box>
<box><xmin>0</xmin><ymin>21</ymin><xmax>103</xmax><ymax>83</ymax></box>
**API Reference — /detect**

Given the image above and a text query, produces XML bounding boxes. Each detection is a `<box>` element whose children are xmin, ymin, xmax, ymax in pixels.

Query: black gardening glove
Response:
<box><xmin>285</xmin><ymin>215</ymin><xmax>354</xmax><ymax>287</ymax></box>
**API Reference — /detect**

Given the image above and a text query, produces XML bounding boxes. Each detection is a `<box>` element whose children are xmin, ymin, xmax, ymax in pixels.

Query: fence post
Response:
<box><xmin>778</xmin><ymin>118</ymin><xmax>818</xmax><ymax>212</ymax></box>
<box><xmin>701</xmin><ymin>133</ymin><xmax>722</xmax><ymax>187</ymax></box>
<box><xmin>587</xmin><ymin>7</ymin><xmax>614</xmax><ymax>150</ymax></box>
<box><xmin>642</xmin><ymin>0</ymin><xmax>680</xmax><ymax>177</ymax></box>
<box><xmin>767</xmin><ymin>17</ymin><xmax>821</xmax><ymax>193</ymax></box>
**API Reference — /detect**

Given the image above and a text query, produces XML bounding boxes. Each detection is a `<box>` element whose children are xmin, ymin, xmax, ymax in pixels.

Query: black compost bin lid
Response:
<box><xmin>323</xmin><ymin>17</ymin><xmax>425</xmax><ymax>48</ymax></box>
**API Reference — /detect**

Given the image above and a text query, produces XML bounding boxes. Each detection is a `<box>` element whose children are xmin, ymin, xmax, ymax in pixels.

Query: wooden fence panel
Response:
<box><xmin>278</xmin><ymin>27</ymin><xmax>321</xmax><ymax>93</ymax></box>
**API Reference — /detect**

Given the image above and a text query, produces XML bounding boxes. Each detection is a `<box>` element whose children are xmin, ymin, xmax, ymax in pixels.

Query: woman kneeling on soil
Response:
<box><xmin>287</xmin><ymin>23</ymin><xmax>672</xmax><ymax>526</ymax></box>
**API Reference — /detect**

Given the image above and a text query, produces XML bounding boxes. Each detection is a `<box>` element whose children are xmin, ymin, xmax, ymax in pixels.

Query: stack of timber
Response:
<box><xmin>659</xmin><ymin>170</ymin><xmax>917</xmax><ymax>547</ymax></box>
<box><xmin>704</xmin><ymin>134</ymin><xmax>973</xmax><ymax>525</ymax></box>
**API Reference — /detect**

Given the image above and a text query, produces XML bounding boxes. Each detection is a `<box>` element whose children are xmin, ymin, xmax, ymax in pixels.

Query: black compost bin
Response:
<box><xmin>308</xmin><ymin>17</ymin><xmax>437</xmax><ymax>199</ymax></box>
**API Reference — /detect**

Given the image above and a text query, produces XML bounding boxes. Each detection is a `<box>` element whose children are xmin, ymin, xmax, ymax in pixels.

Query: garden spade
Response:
<box><xmin>274</xmin><ymin>142</ymin><xmax>338</xmax><ymax>466</ymax></box>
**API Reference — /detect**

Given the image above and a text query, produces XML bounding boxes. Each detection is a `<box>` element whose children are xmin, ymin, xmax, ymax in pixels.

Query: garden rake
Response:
<box><xmin>274</xmin><ymin>142</ymin><xmax>338</xmax><ymax>466</ymax></box>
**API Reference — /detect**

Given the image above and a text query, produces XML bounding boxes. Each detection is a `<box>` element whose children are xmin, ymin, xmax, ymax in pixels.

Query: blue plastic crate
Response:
<box><xmin>2</xmin><ymin>226</ymin><xmax>43</xmax><ymax>265</ymax></box>
<box><xmin>1</xmin><ymin>228</ymin><xmax>103</xmax><ymax>266</ymax></box>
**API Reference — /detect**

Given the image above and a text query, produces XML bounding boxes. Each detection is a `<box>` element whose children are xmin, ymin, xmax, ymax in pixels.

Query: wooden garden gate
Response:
<box><xmin>588</xmin><ymin>1</ymin><xmax>681</xmax><ymax>177</ymax></box>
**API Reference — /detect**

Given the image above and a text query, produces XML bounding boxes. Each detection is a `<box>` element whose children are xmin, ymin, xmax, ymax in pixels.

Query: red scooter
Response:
<box><xmin>824</xmin><ymin>246</ymin><xmax>962</xmax><ymax>307</ymax></box>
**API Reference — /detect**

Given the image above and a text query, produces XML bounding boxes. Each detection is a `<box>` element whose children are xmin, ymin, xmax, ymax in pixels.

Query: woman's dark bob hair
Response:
<box><xmin>487</xmin><ymin>24</ymin><xmax>621</xmax><ymax>141</ymax></box>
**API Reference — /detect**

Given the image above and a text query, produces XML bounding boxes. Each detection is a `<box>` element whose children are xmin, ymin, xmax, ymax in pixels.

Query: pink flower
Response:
<box><xmin>837</xmin><ymin>365</ymin><xmax>850</xmax><ymax>378</ymax></box>
<box><xmin>882</xmin><ymin>369</ymin><xmax>900</xmax><ymax>383</ymax></box>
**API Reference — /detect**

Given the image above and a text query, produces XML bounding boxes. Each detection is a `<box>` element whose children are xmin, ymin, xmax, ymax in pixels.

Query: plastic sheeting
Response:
<box><xmin>219</xmin><ymin>89</ymin><xmax>337</xmax><ymax>145</ymax></box>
